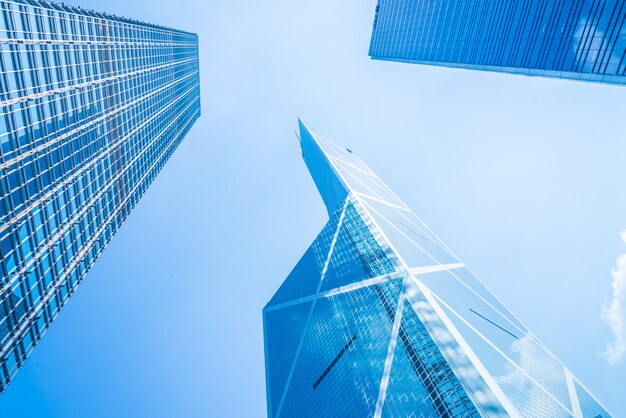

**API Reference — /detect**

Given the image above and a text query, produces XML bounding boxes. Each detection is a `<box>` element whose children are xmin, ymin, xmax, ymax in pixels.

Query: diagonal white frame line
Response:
<box><xmin>361</xmin><ymin>181</ymin><xmax>460</xmax><ymax>258</ymax></box>
<box><xmin>316</xmin><ymin>136</ymin><xmax>375</xmax><ymax>177</ymax></box>
<box><xmin>314</xmin><ymin>133</ymin><xmax>363</xmax><ymax>161</ymax></box>
<box><xmin>299</xmin><ymin>131</ymin><xmax>602</xmax><ymax>416</ymax></box>
<box><xmin>397</xmin><ymin>206</ymin><xmax>543</xmax><ymax>354</ymax></box>
<box><xmin>274</xmin><ymin>199</ymin><xmax>349</xmax><ymax>418</ymax></box>
<box><xmin>565</xmin><ymin>367</ymin><xmax>583</xmax><ymax>418</ymax></box>
<box><xmin>444</xmin><ymin>268</ymin><xmax>544</xmax><ymax>348</ymax></box>
<box><xmin>265</xmin><ymin>271</ymin><xmax>404</xmax><ymax>313</ymax></box>
<box><xmin>342</xmin><ymin>164</ymin><xmax>408</xmax><ymax>207</ymax></box>
<box><xmin>408</xmin><ymin>262</ymin><xmax>465</xmax><ymax>276</ymax></box>
<box><xmin>336</xmin><ymin>162</ymin><xmax>395</xmax><ymax>202</ymax></box>
<box><xmin>344</xmin><ymin>194</ymin><xmax>431</xmax><ymax>416</ymax></box>
<box><xmin>328</xmin><ymin>154</ymin><xmax>379</xmax><ymax>180</ymax></box>
<box><xmin>308</xmin><ymin>136</ymin><xmax>491</xmax><ymax>414</ymax></box>
<box><xmin>422</xmin><ymin>283</ymin><xmax>576</xmax><ymax>416</ymax></box>
<box><xmin>338</xmin><ymin>164</ymin><xmax>408</xmax><ymax>210</ymax></box>
<box><xmin>381</xmin><ymin>203</ymin><xmax>453</xmax><ymax>255</ymax></box>
<box><xmin>570</xmin><ymin>375</ymin><xmax>614</xmax><ymax>416</ymax></box>
<box><xmin>410</xmin><ymin>280</ymin><xmax>521</xmax><ymax>418</ymax></box>
<box><xmin>314</xmin><ymin>135</ymin><xmax>386</xmax><ymax>182</ymax></box>
<box><xmin>322</xmin><ymin>141</ymin><xmax>414</xmax><ymax>209</ymax></box>
<box><xmin>265</xmin><ymin>263</ymin><xmax>464</xmax><ymax>315</ymax></box>
<box><xmin>324</xmin><ymin>272</ymin><xmax>399</xmax><ymax>298</ymax></box>
<box><xmin>361</xmin><ymin>199</ymin><xmax>442</xmax><ymax>265</ymax></box>
<box><xmin>459</xmin><ymin>261</ymin><xmax>552</xmax><ymax>360</ymax></box>
<box><xmin>374</xmin><ymin>279</ymin><xmax>407</xmax><ymax>418</ymax></box>
<box><xmin>361</xmin><ymin>193</ymin><xmax>455</xmax><ymax>258</ymax></box>
<box><xmin>354</xmin><ymin>191</ymin><xmax>411</xmax><ymax>212</ymax></box>
<box><xmin>352</xmin><ymin>193</ymin><xmax>507</xmax><ymax>416</ymax></box>
<box><xmin>352</xmin><ymin>163</ymin><xmax>578</xmax><ymax>417</ymax></box>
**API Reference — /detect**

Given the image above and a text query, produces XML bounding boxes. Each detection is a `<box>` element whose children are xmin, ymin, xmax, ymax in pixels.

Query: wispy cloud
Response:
<box><xmin>602</xmin><ymin>230</ymin><xmax>626</xmax><ymax>365</ymax></box>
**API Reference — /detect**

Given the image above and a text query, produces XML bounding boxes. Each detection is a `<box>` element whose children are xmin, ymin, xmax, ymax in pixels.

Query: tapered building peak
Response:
<box><xmin>263</xmin><ymin>120</ymin><xmax>611</xmax><ymax>418</ymax></box>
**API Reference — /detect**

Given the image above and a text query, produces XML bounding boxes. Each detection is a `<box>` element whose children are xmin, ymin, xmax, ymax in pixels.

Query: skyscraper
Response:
<box><xmin>0</xmin><ymin>0</ymin><xmax>200</xmax><ymax>391</ymax></box>
<box><xmin>369</xmin><ymin>0</ymin><xmax>626</xmax><ymax>86</ymax></box>
<box><xmin>263</xmin><ymin>119</ymin><xmax>612</xmax><ymax>417</ymax></box>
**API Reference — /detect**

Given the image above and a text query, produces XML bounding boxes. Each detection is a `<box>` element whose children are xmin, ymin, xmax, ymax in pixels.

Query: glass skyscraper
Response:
<box><xmin>0</xmin><ymin>0</ymin><xmax>200</xmax><ymax>391</ymax></box>
<box><xmin>369</xmin><ymin>0</ymin><xmax>626</xmax><ymax>86</ymax></box>
<box><xmin>263</xmin><ymin>119</ymin><xmax>612</xmax><ymax>417</ymax></box>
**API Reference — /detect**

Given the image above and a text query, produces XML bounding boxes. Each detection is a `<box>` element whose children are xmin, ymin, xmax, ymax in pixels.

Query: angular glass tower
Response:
<box><xmin>263</xmin><ymin>119</ymin><xmax>612</xmax><ymax>417</ymax></box>
<box><xmin>0</xmin><ymin>0</ymin><xmax>200</xmax><ymax>391</ymax></box>
<box><xmin>369</xmin><ymin>0</ymin><xmax>626</xmax><ymax>86</ymax></box>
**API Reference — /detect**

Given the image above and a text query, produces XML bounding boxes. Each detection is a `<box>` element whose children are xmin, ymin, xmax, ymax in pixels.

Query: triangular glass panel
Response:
<box><xmin>436</xmin><ymin>300</ymin><xmax>572</xmax><ymax>417</ymax></box>
<box><xmin>280</xmin><ymin>281</ymin><xmax>401</xmax><ymax>417</ymax></box>
<box><xmin>448</xmin><ymin>268</ymin><xmax>527</xmax><ymax>332</ymax></box>
<box><xmin>360</xmin><ymin>197</ymin><xmax>457</xmax><ymax>267</ymax></box>
<box><xmin>334</xmin><ymin>162</ymin><xmax>406</xmax><ymax>208</ymax></box>
<box><xmin>268</xmin><ymin>204</ymin><xmax>344</xmax><ymax>307</ymax></box>
<box><xmin>574</xmin><ymin>380</ymin><xmax>611</xmax><ymax>418</ymax></box>
<box><xmin>320</xmin><ymin>202</ymin><xmax>396</xmax><ymax>292</ymax></box>
<box><xmin>418</xmin><ymin>271</ymin><xmax>570</xmax><ymax>409</ymax></box>
<box><xmin>382</xmin><ymin>342</ymin><xmax>439</xmax><ymax>416</ymax></box>
<box><xmin>416</xmin><ymin>269</ymin><xmax>526</xmax><ymax>349</ymax></box>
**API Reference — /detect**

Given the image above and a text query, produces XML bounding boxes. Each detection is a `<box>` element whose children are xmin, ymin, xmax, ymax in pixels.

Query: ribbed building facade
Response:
<box><xmin>369</xmin><ymin>0</ymin><xmax>626</xmax><ymax>85</ymax></box>
<box><xmin>0</xmin><ymin>0</ymin><xmax>200</xmax><ymax>391</ymax></box>
<box><xmin>263</xmin><ymin>119</ymin><xmax>612</xmax><ymax>417</ymax></box>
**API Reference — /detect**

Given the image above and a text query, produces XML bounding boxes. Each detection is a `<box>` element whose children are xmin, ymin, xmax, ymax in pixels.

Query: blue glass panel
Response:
<box><xmin>360</xmin><ymin>199</ymin><xmax>453</xmax><ymax>268</ymax></box>
<box><xmin>334</xmin><ymin>162</ymin><xmax>406</xmax><ymax>209</ymax></box>
<box><xmin>382</xmin><ymin>343</ymin><xmax>439</xmax><ymax>417</ymax></box>
<box><xmin>418</xmin><ymin>270</ymin><xmax>571</xmax><ymax>409</ymax></box>
<box><xmin>267</xmin><ymin>247</ymin><xmax>324</xmax><ymax>307</ymax></box>
<box><xmin>360</xmin><ymin>196</ymin><xmax>457</xmax><ymax>266</ymax></box>
<box><xmin>418</xmin><ymin>269</ymin><xmax>526</xmax><ymax>345</ymax></box>
<box><xmin>449</xmin><ymin>268</ymin><xmax>527</xmax><ymax>332</ymax></box>
<box><xmin>320</xmin><ymin>202</ymin><xmax>395</xmax><ymax>292</ymax></box>
<box><xmin>575</xmin><ymin>380</ymin><xmax>611</xmax><ymax>418</ymax></box>
<box><xmin>369</xmin><ymin>0</ymin><xmax>626</xmax><ymax>86</ymax></box>
<box><xmin>396</xmin><ymin>301</ymin><xmax>480</xmax><ymax>417</ymax></box>
<box><xmin>265</xmin><ymin>301</ymin><xmax>312</xmax><ymax>418</ymax></box>
<box><xmin>436</xmin><ymin>301</ymin><xmax>571</xmax><ymax>417</ymax></box>
<box><xmin>280</xmin><ymin>282</ymin><xmax>400</xmax><ymax>417</ymax></box>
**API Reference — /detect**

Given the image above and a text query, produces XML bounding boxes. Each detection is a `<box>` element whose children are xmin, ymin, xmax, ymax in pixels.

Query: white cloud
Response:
<box><xmin>602</xmin><ymin>230</ymin><xmax>626</xmax><ymax>365</ymax></box>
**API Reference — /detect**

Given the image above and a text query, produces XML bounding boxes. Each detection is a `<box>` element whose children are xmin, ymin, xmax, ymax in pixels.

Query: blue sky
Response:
<box><xmin>1</xmin><ymin>0</ymin><xmax>625</xmax><ymax>416</ymax></box>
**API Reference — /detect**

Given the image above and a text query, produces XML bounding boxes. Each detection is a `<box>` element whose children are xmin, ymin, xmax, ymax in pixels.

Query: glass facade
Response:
<box><xmin>369</xmin><ymin>0</ymin><xmax>626</xmax><ymax>86</ymax></box>
<box><xmin>263</xmin><ymin>119</ymin><xmax>612</xmax><ymax>417</ymax></box>
<box><xmin>0</xmin><ymin>0</ymin><xmax>200</xmax><ymax>391</ymax></box>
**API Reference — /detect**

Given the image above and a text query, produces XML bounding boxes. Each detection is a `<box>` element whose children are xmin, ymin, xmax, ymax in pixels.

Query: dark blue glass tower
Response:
<box><xmin>263</xmin><ymin>119</ymin><xmax>612</xmax><ymax>417</ymax></box>
<box><xmin>0</xmin><ymin>0</ymin><xmax>200</xmax><ymax>391</ymax></box>
<box><xmin>369</xmin><ymin>0</ymin><xmax>626</xmax><ymax>85</ymax></box>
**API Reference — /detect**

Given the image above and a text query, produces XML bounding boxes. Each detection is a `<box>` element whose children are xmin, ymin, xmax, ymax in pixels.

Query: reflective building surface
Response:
<box><xmin>0</xmin><ymin>0</ymin><xmax>200</xmax><ymax>391</ymax></box>
<box><xmin>263</xmin><ymin>119</ymin><xmax>612</xmax><ymax>417</ymax></box>
<box><xmin>369</xmin><ymin>0</ymin><xmax>626</xmax><ymax>86</ymax></box>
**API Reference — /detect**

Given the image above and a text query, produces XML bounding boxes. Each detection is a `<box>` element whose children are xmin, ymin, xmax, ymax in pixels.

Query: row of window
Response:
<box><xmin>0</xmin><ymin>60</ymin><xmax>198</xmax><ymax>160</ymax></box>
<box><xmin>1</xmin><ymin>1</ymin><xmax>196</xmax><ymax>44</ymax></box>
<box><xmin>0</xmin><ymin>44</ymin><xmax>197</xmax><ymax>96</ymax></box>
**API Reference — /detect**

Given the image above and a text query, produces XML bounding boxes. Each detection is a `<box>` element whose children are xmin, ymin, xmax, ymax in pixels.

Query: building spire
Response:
<box><xmin>297</xmin><ymin>118</ymin><xmax>349</xmax><ymax>215</ymax></box>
